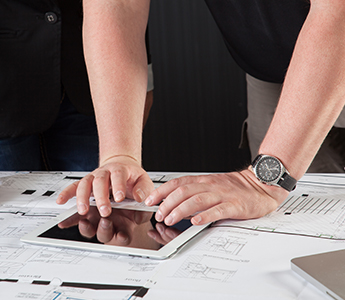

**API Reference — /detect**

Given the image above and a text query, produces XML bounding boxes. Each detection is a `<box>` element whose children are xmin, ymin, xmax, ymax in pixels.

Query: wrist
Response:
<box><xmin>250</xmin><ymin>154</ymin><xmax>297</xmax><ymax>192</ymax></box>
<box><xmin>99</xmin><ymin>154</ymin><xmax>140</xmax><ymax>167</ymax></box>
<box><xmin>242</xmin><ymin>168</ymin><xmax>289</xmax><ymax>205</ymax></box>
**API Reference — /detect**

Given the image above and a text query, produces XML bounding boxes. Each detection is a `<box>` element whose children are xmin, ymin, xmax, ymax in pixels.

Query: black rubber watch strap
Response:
<box><xmin>277</xmin><ymin>172</ymin><xmax>297</xmax><ymax>192</ymax></box>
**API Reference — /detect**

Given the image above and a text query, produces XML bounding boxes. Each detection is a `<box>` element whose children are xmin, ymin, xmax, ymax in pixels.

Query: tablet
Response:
<box><xmin>21</xmin><ymin>204</ymin><xmax>210</xmax><ymax>259</ymax></box>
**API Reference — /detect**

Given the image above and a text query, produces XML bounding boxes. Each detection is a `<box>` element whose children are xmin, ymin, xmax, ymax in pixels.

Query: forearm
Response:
<box><xmin>83</xmin><ymin>0</ymin><xmax>150</xmax><ymax>165</ymax></box>
<box><xmin>260</xmin><ymin>2</ymin><xmax>345</xmax><ymax>179</ymax></box>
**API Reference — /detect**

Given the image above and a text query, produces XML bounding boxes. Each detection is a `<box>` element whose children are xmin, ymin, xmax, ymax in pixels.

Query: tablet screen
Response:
<box><xmin>38</xmin><ymin>206</ymin><xmax>193</xmax><ymax>251</ymax></box>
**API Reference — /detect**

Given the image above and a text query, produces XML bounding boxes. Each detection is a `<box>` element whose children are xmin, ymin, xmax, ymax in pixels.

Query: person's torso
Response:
<box><xmin>0</xmin><ymin>0</ymin><xmax>92</xmax><ymax>138</ymax></box>
<box><xmin>204</xmin><ymin>0</ymin><xmax>310</xmax><ymax>83</ymax></box>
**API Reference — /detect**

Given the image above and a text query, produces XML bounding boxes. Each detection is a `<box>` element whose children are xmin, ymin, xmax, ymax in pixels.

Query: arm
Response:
<box><xmin>146</xmin><ymin>1</ymin><xmax>345</xmax><ymax>225</ymax></box>
<box><xmin>83</xmin><ymin>0</ymin><xmax>149</xmax><ymax>164</ymax></box>
<box><xmin>57</xmin><ymin>0</ymin><xmax>153</xmax><ymax>216</ymax></box>
<box><xmin>260</xmin><ymin>1</ymin><xmax>345</xmax><ymax>179</ymax></box>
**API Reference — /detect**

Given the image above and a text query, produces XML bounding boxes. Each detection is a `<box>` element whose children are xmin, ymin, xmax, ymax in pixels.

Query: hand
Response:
<box><xmin>144</xmin><ymin>169</ymin><xmax>289</xmax><ymax>226</ymax></box>
<box><xmin>56</xmin><ymin>155</ymin><xmax>154</xmax><ymax>217</ymax></box>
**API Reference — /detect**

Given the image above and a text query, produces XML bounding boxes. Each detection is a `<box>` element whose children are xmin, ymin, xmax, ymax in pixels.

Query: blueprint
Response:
<box><xmin>143</xmin><ymin>226</ymin><xmax>345</xmax><ymax>298</ymax></box>
<box><xmin>217</xmin><ymin>173</ymin><xmax>345</xmax><ymax>239</ymax></box>
<box><xmin>0</xmin><ymin>281</ymin><xmax>135</xmax><ymax>300</ymax></box>
<box><xmin>0</xmin><ymin>171</ymin><xmax>344</xmax><ymax>300</ymax></box>
<box><xmin>0</xmin><ymin>172</ymin><xmax>163</xmax><ymax>299</ymax></box>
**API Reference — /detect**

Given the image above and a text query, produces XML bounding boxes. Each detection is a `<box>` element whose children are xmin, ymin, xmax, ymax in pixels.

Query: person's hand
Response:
<box><xmin>144</xmin><ymin>169</ymin><xmax>289</xmax><ymax>226</ymax></box>
<box><xmin>56</xmin><ymin>155</ymin><xmax>154</xmax><ymax>217</ymax></box>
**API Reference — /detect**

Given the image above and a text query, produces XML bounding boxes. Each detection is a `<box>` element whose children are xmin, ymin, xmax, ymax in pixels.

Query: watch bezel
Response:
<box><xmin>252</xmin><ymin>155</ymin><xmax>286</xmax><ymax>186</ymax></box>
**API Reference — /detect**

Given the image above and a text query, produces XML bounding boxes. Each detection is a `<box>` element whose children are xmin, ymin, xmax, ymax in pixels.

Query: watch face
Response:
<box><xmin>256</xmin><ymin>156</ymin><xmax>281</xmax><ymax>183</ymax></box>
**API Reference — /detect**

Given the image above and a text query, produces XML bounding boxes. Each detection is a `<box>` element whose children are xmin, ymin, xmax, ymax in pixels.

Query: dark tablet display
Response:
<box><xmin>22</xmin><ymin>204</ymin><xmax>210</xmax><ymax>259</ymax></box>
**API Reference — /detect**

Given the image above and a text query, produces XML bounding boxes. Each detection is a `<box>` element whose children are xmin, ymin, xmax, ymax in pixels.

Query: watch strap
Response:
<box><xmin>277</xmin><ymin>172</ymin><xmax>297</xmax><ymax>192</ymax></box>
<box><xmin>251</xmin><ymin>154</ymin><xmax>262</xmax><ymax>168</ymax></box>
<box><xmin>251</xmin><ymin>154</ymin><xmax>297</xmax><ymax>192</ymax></box>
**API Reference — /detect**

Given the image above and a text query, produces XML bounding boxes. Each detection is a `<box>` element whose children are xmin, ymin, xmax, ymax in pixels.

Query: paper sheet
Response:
<box><xmin>143</xmin><ymin>226</ymin><xmax>345</xmax><ymax>299</ymax></box>
<box><xmin>217</xmin><ymin>173</ymin><xmax>345</xmax><ymax>239</ymax></box>
<box><xmin>0</xmin><ymin>171</ymin><xmax>342</xmax><ymax>300</ymax></box>
<box><xmin>0</xmin><ymin>281</ymin><xmax>135</xmax><ymax>300</ymax></box>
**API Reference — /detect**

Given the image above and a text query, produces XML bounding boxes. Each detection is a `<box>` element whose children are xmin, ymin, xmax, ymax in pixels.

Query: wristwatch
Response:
<box><xmin>251</xmin><ymin>154</ymin><xmax>297</xmax><ymax>192</ymax></box>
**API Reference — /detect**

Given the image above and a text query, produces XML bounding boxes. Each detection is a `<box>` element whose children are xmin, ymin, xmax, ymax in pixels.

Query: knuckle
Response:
<box><xmin>110</xmin><ymin>168</ymin><xmax>125</xmax><ymax>176</ymax></box>
<box><xmin>95</xmin><ymin>197</ymin><xmax>110</xmax><ymax>205</ymax></box>
<box><xmin>192</xmin><ymin>194</ymin><xmax>204</xmax><ymax>206</ymax></box>
<box><xmin>214</xmin><ymin>204</ymin><xmax>228</xmax><ymax>219</ymax></box>
<box><xmin>150</xmin><ymin>188</ymin><xmax>162</xmax><ymax>200</ymax></box>
<box><xmin>170</xmin><ymin>177</ymin><xmax>182</xmax><ymax>188</ymax></box>
<box><xmin>176</xmin><ymin>185</ymin><xmax>189</xmax><ymax>197</ymax></box>
<box><xmin>93</xmin><ymin>174</ymin><xmax>109</xmax><ymax>184</ymax></box>
<box><xmin>171</xmin><ymin>206</ymin><xmax>182</xmax><ymax>217</ymax></box>
<box><xmin>158</xmin><ymin>201</ymin><xmax>167</xmax><ymax>213</ymax></box>
<box><xmin>70</xmin><ymin>181</ymin><xmax>80</xmax><ymax>189</ymax></box>
<box><xmin>81</xmin><ymin>175</ymin><xmax>94</xmax><ymax>184</ymax></box>
<box><xmin>206</xmin><ymin>176</ymin><xmax>221</xmax><ymax>186</ymax></box>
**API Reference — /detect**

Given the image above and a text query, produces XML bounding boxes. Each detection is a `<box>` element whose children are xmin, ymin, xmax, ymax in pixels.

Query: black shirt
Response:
<box><xmin>0</xmin><ymin>0</ymin><xmax>150</xmax><ymax>138</ymax></box>
<box><xmin>204</xmin><ymin>0</ymin><xmax>310</xmax><ymax>83</ymax></box>
<box><xmin>0</xmin><ymin>0</ymin><xmax>90</xmax><ymax>138</ymax></box>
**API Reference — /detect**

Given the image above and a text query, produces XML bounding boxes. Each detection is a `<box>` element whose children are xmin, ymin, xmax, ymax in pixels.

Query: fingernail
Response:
<box><xmin>77</xmin><ymin>203</ymin><xmax>87</xmax><ymax>214</ymax></box>
<box><xmin>145</xmin><ymin>195</ymin><xmax>153</xmax><ymax>206</ymax></box>
<box><xmin>155</xmin><ymin>210</ymin><xmax>163</xmax><ymax>222</ymax></box>
<box><xmin>136</xmin><ymin>188</ymin><xmax>145</xmax><ymax>202</ymax></box>
<box><xmin>100</xmin><ymin>205</ymin><xmax>111</xmax><ymax>217</ymax></box>
<box><xmin>56</xmin><ymin>195</ymin><xmax>63</xmax><ymax>204</ymax></box>
<box><xmin>193</xmin><ymin>215</ymin><xmax>202</xmax><ymax>224</ymax></box>
<box><xmin>114</xmin><ymin>191</ymin><xmax>125</xmax><ymax>202</ymax></box>
<box><xmin>165</xmin><ymin>215</ymin><xmax>173</xmax><ymax>225</ymax></box>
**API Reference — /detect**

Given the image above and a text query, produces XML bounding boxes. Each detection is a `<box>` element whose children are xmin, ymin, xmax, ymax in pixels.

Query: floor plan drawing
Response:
<box><xmin>173</xmin><ymin>255</ymin><xmax>236</xmax><ymax>282</ymax></box>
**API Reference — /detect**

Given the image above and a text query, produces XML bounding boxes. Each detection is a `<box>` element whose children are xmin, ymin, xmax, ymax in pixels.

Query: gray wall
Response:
<box><xmin>142</xmin><ymin>0</ymin><xmax>250</xmax><ymax>172</ymax></box>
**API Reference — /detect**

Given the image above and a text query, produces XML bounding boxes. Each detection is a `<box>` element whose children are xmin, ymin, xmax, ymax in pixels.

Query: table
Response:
<box><xmin>0</xmin><ymin>171</ymin><xmax>343</xmax><ymax>299</ymax></box>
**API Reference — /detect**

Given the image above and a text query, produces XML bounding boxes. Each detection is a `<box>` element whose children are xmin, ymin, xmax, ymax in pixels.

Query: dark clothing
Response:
<box><xmin>0</xmin><ymin>0</ymin><xmax>150</xmax><ymax>139</ymax></box>
<box><xmin>0</xmin><ymin>0</ymin><xmax>92</xmax><ymax>138</ymax></box>
<box><xmin>0</xmin><ymin>93</ymin><xmax>99</xmax><ymax>171</ymax></box>
<box><xmin>204</xmin><ymin>0</ymin><xmax>310</xmax><ymax>83</ymax></box>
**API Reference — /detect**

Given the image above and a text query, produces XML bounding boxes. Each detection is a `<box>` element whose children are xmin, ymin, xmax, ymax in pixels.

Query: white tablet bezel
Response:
<box><xmin>21</xmin><ymin>204</ymin><xmax>210</xmax><ymax>260</ymax></box>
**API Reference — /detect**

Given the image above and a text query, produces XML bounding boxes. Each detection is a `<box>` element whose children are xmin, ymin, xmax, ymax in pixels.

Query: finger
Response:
<box><xmin>56</xmin><ymin>181</ymin><xmax>79</xmax><ymax>204</ymax></box>
<box><xmin>96</xmin><ymin>218</ymin><xmax>115</xmax><ymax>243</ymax></box>
<box><xmin>163</xmin><ymin>192</ymin><xmax>220</xmax><ymax>226</ymax></box>
<box><xmin>78</xmin><ymin>219</ymin><xmax>97</xmax><ymax>239</ymax></box>
<box><xmin>191</xmin><ymin>202</ymin><xmax>233</xmax><ymax>225</ymax></box>
<box><xmin>145</xmin><ymin>176</ymin><xmax>205</xmax><ymax>206</ymax></box>
<box><xmin>92</xmin><ymin>170</ymin><xmax>112</xmax><ymax>217</ymax></box>
<box><xmin>132</xmin><ymin>173</ymin><xmax>155</xmax><ymax>203</ymax></box>
<box><xmin>109</xmin><ymin>167</ymin><xmax>128</xmax><ymax>203</ymax></box>
<box><xmin>145</xmin><ymin>176</ymin><xmax>199</xmax><ymax>206</ymax></box>
<box><xmin>155</xmin><ymin>183</ymin><xmax>209</xmax><ymax>223</ymax></box>
<box><xmin>76</xmin><ymin>175</ymin><xmax>94</xmax><ymax>215</ymax></box>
